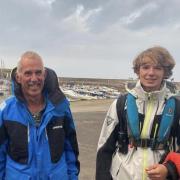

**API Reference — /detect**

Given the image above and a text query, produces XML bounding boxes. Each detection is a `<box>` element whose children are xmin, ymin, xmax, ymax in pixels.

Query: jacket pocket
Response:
<box><xmin>4</xmin><ymin>120</ymin><xmax>28</xmax><ymax>164</ymax></box>
<box><xmin>5</xmin><ymin>167</ymin><xmax>31</xmax><ymax>180</ymax></box>
<box><xmin>110</xmin><ymin>150</ymin><xmax>123</xmax><ymax>178</ymax></box>
<box><xmin>46</xmin><ymin>116</ymin><xmax>65</xmax><ymax>163</ymax></box>
<box><xmin>111</xmin><ymin>148</ymin><xmax>136</xmax><ymax>180</ymax></box>
<box><xmin>48</xmin><ymin>165</ymin><xmax>68</xmax><ymax>180</ymax></box>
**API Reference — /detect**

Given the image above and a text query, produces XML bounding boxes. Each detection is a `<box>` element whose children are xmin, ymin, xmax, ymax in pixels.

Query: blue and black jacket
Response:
<box><xmin>0</xmin><ymin>68</ymin><xmax>80</xmax><ymax>180</ymax></box>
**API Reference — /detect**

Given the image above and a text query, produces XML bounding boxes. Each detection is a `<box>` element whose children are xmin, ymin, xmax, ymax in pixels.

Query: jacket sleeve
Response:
<box><xmin>96</xmin><ymin>100</ymin><xmax>119</xmax><ymax>180</ymax></box>
<box><xmin>164</xmin><ymin>152</ymin><xmax>180</xmax><ymax>178</ymax></box>
<box><xmin>0</xmin><ymin>107</ymin><xmax>7</xmax><ymax>179</ymax></box>
<box><xmin>64</xmin><ymin>104</ymin><xmax>80</xmax><ymax>180</ymax></box>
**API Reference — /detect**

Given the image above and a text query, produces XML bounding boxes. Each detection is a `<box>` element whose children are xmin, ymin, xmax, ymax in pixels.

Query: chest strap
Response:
<box><xmin>129</xmin><ymin>138</ymin><xmax>168</xmax><ymax>150</ymax></box>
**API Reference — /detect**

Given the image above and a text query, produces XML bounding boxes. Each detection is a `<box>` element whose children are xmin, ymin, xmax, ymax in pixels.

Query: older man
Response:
<box><xmin>0</xmin><ymin>51</ymin><xmax>79</xmax><ymax>180</ymax></box>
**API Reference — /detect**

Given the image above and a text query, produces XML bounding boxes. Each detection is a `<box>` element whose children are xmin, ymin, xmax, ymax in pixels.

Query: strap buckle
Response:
<box><xmin>140</xmin><ymin>139</ymin><xmax>149</xmax><ymax>148</ymax></box>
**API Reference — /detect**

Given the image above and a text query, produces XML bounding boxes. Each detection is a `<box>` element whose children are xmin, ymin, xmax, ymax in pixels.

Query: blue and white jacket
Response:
<box><xmin>0</xmin><ymin>68</ymin><xmax>80</xmax><ymax>180</ymax></box>
<box><xmin>96</xmin><ymin>80</ymin><xmax>180</xmax><ymax>180</ymax></box>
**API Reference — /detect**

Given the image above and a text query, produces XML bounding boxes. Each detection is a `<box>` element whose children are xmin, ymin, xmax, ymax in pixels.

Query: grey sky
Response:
<box><xmin>0</xmin><ymin>0</ymin><xmax>180</xmax><ymax>81</ymax></box>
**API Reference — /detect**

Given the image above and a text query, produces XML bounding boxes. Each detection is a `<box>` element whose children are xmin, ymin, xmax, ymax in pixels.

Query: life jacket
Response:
<box><xmin>116</xmin><ymin>93</ymin><xmax>176</xmax><ymax>153</ymax></box>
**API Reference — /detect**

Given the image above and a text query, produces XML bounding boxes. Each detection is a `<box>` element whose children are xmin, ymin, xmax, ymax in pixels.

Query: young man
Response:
<box><xmin>0</xmin><ymin>51</ymin><xmax>80</xmax><ymax>179</ymax></box>
<box><xmin>96</xmin><ymin>46</ymin><xmax>180</xmax><ymax>180</ymax></box>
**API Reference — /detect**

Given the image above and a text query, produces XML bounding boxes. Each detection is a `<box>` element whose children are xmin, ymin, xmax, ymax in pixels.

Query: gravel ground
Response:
<box><xmin>71</xmin><ymin>99</ymin><xmax>113</xmax><ymax>180</ymax></box>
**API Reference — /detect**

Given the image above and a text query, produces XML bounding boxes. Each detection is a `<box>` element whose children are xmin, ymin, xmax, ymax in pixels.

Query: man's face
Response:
<box><xmin>137</xmin><ymin>58</ymin><xmax>165</xmax><ymax>92</ymax></box>
<box><xmin>16</xmin><ymin>58</ymin><xmax>46</xmax><ymax>99</ymax></box>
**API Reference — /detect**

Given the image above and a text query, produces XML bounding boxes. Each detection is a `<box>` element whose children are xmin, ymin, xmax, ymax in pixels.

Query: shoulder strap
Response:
<box><xmin>173</xmin><ymin>96</ymin><xmax>180</xmax><ymax>147</ymax></box>
<box><xmin>174</xmin><ymin>96</ymin><xmax>180</xmax><ymax>118</ymax></box>
<box><xmin>116</xmin><ymin>93</ymin><xmax>127</xmax><ymax>131</ymax></box>
<box><xmin>116</xmin><ymin>93</ymin><xmax>128</xmax><ymax>154</ymax></box>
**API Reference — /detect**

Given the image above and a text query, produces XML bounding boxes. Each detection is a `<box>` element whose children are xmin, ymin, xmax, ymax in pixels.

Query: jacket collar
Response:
<box><xmin>125</xmin><ymin>80</ymin><xmax>176</xmax><ymax>101</ymax></box>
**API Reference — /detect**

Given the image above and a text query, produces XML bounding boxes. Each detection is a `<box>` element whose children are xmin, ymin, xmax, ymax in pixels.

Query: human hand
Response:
<box><xmin>145</xmin><ymin>164</ymin><xmax>168</xmax><ymax>180</ymax></box>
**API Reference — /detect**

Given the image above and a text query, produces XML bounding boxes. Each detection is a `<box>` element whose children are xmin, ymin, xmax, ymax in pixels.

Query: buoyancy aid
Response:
<box><xmin>117</xmin><ymin>93</ymin><xmax>176</xmax><ymax>153</ymax></box>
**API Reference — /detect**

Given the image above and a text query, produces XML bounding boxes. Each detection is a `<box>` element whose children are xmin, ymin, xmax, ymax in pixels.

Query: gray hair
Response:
<box><xmin>17</xmin><ymin>51</ymin><xmax>44</xmax><ymax>73</ymax></box>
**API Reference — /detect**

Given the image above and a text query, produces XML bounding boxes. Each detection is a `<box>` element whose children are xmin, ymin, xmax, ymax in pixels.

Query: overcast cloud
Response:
<box><xmin>0</xmin><ymin>0</ymin><xmax>180</xmax><ymax>81</ymax></box>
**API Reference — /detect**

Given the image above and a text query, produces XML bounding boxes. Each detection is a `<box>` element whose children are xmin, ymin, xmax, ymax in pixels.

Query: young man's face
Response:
<box><xmin>16</xmin><ymin>58</ymin><xmax>46</xmax><ymax>99</ymax></box>
<box><xmin>137</xmin><ymin>58</ymin><xmax>165</xmax><ymax>92</ymax></box>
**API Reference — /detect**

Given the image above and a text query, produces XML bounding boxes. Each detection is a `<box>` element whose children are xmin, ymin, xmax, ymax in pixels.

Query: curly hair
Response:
<box><xmin>133</xmin><ymin>46</ymin><xmax>175</xmax><ymax>79</ymax></box>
